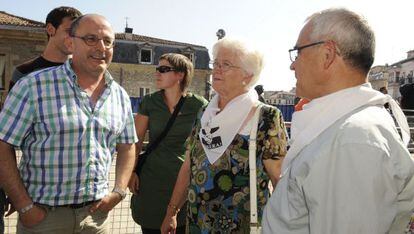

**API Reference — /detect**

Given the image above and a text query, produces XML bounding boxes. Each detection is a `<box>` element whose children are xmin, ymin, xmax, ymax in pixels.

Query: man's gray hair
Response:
<box><xmin>307</xmin><ymin>8</ymin><xmax>375</xmax><ymax>74</ymax></box>
<box><xmin>212</xmin><ymin>37</ymin><xmax>263</xmax><ymax>87</ymax></box>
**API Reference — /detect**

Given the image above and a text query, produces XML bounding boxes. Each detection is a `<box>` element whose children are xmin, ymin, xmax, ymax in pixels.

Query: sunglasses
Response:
<box><xmin>156</xmin><ymin>66</ymin><xmax>176</xmax><ymax>73</ymax></box>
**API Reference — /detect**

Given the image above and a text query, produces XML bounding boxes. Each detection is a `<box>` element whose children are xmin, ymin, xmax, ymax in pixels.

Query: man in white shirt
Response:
<box><xmin>262</xmin><ymin>8</ymin><xmax>414</xmax><ymax>234</ymax></box>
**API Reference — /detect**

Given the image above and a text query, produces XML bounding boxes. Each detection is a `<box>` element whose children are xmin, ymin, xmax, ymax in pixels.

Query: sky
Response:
<box><xmin>2</xmin><ymin>0</ymin><xmax>414</xmax><ymax>92</ymax></box>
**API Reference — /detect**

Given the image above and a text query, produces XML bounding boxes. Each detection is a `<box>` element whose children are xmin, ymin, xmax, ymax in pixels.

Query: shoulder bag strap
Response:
<box><xmin>145</xmin><ymin>95</ymin><xmax>186</xmax><ymax>154</ymax></box>
<box><xmin>249</xmin><ymin>104</ymin><xmax>262</xmax><ymax>233</ymax></box>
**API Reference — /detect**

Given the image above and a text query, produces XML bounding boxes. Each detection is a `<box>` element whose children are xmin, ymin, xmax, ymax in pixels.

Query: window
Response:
<box><xmin>139</xmin><ymin>87</ymin><xmax>151</xmax><ymax>97</ymax></box>
<box><xmin>139</xmin><ymin>48</ymin><xmax>152</xmax><ymax>64</ymax></box>
<box><xmin>0</xmin><ymin>54</ymin><xmax>5</xmax><ymax>90</ymax></box>
<box><xmin>181</xmin><ymin>47</ymin><xmax>195</xmax><ymax>64</ymax></box>
<box><xmin>182</xmin><ymin>52</ymin><xmax>194</xmax><ymax>62</ymax></box>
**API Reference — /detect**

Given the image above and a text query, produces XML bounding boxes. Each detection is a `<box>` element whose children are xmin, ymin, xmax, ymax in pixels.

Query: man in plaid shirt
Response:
<box><xmin>0</xmin><ymin>14</ymin><xmax>137</xmax><ymax>233</ymax></box>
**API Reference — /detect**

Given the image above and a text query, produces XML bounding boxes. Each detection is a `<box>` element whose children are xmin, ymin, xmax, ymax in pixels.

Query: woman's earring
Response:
<box><xmin>242</xmin><ymin>81</ymin><xmax>246</xmax><ymax>85</ymax></box>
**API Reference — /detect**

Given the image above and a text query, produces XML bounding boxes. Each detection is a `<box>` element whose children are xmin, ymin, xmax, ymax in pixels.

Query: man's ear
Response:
<box><xmin>46</xmin><ymin>23</ymin><xmax>56</xmax><ymax>38</ymax></box>
<box><xmin>64</xmin><ymin>36</ymin><xmax>74</xmax><ymax>53</ymax></box>
<box><xmin>323</xmin><ymin>41</ymin><xmax>337</xmax><ymax>69</ymax></box>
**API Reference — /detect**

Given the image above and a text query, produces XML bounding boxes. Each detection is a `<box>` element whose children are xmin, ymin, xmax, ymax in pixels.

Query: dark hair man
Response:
<box><xmin>9</xmin><ymin>6</ymin><xmax>82</xmax><ymax>90</ymax></box>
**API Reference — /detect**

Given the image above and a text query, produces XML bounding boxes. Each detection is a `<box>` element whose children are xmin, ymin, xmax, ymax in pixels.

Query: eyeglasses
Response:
<box><xmin>289</xmin><ymin>41</ymin><xmax>325</xmax><ymax>62</ymax></box>
<box><xmin>210</xmin><ymin>61</ymin><xmax>241</xmax><ymax>72</ymax></box>
<box><xmin>156</xmin><ymin>66</ymin><xmax>176</xmax><ymax>73</ymax></box>
<box><xmin>71</xmin><ymin>34</ymin><xmax>114</xmax><ymax>48</ymax></box>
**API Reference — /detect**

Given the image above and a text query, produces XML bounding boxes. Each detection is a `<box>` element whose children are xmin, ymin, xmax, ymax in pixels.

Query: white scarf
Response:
<box><xmin>199</xmin><ymin>89</ymin><xmax>259</xmax><ymax>164</ymax></box>
<box><xmin>283</xmin><ymin>83</ymin><xmax>410</xmax><ymax>174</ymax></box>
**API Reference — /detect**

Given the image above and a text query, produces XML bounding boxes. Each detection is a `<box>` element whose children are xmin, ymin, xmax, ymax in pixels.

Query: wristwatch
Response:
<box><xmin>112</xmin><ymin>187</ymin><xmax>127</xmax><ymax>200</ymax></box>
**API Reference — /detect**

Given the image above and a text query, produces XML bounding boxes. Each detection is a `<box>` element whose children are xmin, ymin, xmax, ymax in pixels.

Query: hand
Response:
<box><xmin>19</xmin><ymin>205</ymin><xmax>47</xmax><ymax>228</ymax></box>
<box><xmin>89</xmin><ymin>192</ymin><xmax>122</xmax><ymax>214</ymax></box>
<box><xmin>161</xmin><ymin>214</ymin><xmax>177</xmax><ymax>234</ymax></box>
<box><xmin>128</xmin><ymin>173</ymin><xmax>140</xmax><ymax>194</ymax></box>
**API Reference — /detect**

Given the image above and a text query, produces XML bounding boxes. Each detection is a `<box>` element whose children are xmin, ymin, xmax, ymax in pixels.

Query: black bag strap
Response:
<box><xmin>144</xmin><ymin>95</ymin><xmax>186</xmax><ymax>154</ymax></box>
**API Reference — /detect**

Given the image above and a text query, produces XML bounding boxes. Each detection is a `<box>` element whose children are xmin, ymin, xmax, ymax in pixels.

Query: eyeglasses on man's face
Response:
<box><xmin>156</xmin><ymin>66</ymin><xmax>176</xmax><ymax>73</ymax></box>
<box><xmin>210</xmin><ymin>60</ymin><xmax>241</xmax><ymax>72</ymax></box>
<box><xmin>289</xmin><ymin>41</ymin><xmax>325</xmax><ymax>62</ymax></box>
<box><xmin>71</xmin><ymin>34</ymin><xmax>115</xmax><ymax>48</ymax></box>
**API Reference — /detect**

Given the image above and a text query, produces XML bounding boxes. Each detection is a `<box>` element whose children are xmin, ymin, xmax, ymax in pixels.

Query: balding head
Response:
<box><xmin>69</xmin><ymin>14</ymin><xmax>113</xmax><ymax>38</ymax></box>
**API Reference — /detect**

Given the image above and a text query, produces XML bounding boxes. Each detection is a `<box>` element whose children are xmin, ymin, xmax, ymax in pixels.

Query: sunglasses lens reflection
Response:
<box><xmin>156</xmin><ymin>66</ymin><xmax>174</xmax><ymax>73</ymax></box>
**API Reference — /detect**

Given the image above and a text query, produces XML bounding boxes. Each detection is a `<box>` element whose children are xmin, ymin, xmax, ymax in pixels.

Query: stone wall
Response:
<box><xmin>0</xmin><ymin>28</ymin><xmax>46</xmax><ymax>106</ymax></box>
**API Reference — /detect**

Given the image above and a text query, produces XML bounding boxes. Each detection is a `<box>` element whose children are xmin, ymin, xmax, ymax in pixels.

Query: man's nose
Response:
<box><xmin>95</xmin><ymin>39</ymin><xmax>106</xmax><ymax>51</ymax></box>
<box><xmin>290</xmin><ymin>61</ymin><xmax>295</xmax><ymax>71</ymax></box>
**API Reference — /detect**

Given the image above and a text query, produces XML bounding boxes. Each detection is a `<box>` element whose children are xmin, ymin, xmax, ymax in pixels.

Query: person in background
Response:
<box><xmin>400</xmin><ymin>83</ymin><xmax>414</xmax><ymax>116</ymax></box>
<box><xmin>161</xmin><ymin>38</ymin><xmax>288</xmax><ymax>233</ymax></box>
<box><xmin>0</xmin><ymin>14</ymin><xmax>137</xmax><ymax>233</ymax></box>
<box><xmin>262</xmin><ymin>8</ymin><xmax>413</xmax><ymax>234</ymax></box>
<box><xmin>129</xmin><ymin>53</ymin><xmax>207</xmax><ymax>234</ymax></box>
<box><xmin>254</xmin><ymin>84</ymin><xmax>266</xmax><ymax>103</ymax></box>
<box><xmin>379</xmin><ymin>86</ymin><xmax>390</xmax><ymax>109</ymax></box>
<box><xmin>9</xmin><ymin>6</ymin><xmax>82</xmax><ymax>90</ymax></box>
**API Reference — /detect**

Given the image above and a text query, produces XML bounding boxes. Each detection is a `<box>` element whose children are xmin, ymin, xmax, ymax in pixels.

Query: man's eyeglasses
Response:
<box><xmin>71</xmin><ymin>34</ymin><xmax>114</xmax><ymax>48</ymax></box>
<box><xmin>156</xmin><ymin>66</ymin><xmax>176</xmax><ymax>73</ymax></box>
<box><xmin>210</xmin><ymin>61</ymin><xmax>241</xmax><ymax>72</ymax></box>
<box><xmin>289</xmin><ymin>41</ymin><xmax>325</xmax><ymax>62</ymax></box>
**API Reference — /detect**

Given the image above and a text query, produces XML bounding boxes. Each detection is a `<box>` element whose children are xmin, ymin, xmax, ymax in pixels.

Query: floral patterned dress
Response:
<box><xmin>186</xmin><ymin>105</ymin><xmax>288</xmax><ymax>234</ymax></box>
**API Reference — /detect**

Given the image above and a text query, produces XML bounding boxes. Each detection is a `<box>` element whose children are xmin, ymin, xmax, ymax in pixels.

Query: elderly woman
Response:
<box><xmin>129</xmin><ymin>53</ymin><xmax>208</xmax><ymax>234</ymax></box>
<box><xmin>160</xmin><ymin>38</ymin><xmax>288</xmax><ymax>233</ymax></box>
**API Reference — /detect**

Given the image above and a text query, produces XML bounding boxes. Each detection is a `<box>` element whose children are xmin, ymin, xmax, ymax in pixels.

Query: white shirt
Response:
<box><xmin>262</xmin><ymin>105</ymin><xmax>414</xmax><ymax>234</ymax></box>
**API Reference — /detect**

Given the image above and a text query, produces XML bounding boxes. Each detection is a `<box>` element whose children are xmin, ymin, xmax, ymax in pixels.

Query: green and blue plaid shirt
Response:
<box><xmin>0</xmin><ymin>60</ymin><xmax>137</xmax><ymax>205</ymax></box>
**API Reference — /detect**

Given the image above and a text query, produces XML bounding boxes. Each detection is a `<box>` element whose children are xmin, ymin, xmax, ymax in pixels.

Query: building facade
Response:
<box><xmin>0</xmin><ymin>11</ymin><xmax>211</xmax><ymax>109</ymax></box>
<box><xmin>386</xmin><ymin>50</ymin><xmax>414</xmax><ymax>100</ymax></box>
<box><xmin>0</xmin><ymin>11</ymin><xmax>46</xmax><ymax>108</ymax></box>
<box><xmin>264</xmin><ymin>90</ymin><xmax>295</xmax><ymax>105</ymax></box>
<box><xmin>111</xmin><ymin>30</ymin><xmax>211</xmax><ymax>105</ymax></box>
<box><xmin>367</xmin><ymin>50</ymin><xmax>414</xmax><ymax>100</ymax></box>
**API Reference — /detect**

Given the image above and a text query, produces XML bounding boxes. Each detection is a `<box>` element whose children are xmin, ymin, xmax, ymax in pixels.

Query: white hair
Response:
<box><xmin>306</xmin><ymin>8</ymin><xmax>375</xmax><ymax>73</ymax></box>
<box><xmin>212</xmin><ymin>37</ymin><xmax>263</xmax><ymax>87</ymax></box>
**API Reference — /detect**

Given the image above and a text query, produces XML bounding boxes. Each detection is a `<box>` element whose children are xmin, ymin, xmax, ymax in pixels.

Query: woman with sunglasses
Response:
<box><xmin>129</xmin><ymin>53</ymin><xmax>207</xmax><ymax>234</ymax></box>
<box><xmin>161</xmin><ymin>38</ymin><xmax>288</xmax><ymax>233</ymax></box>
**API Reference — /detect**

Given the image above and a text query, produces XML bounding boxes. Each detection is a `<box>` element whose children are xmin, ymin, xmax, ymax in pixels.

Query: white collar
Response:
<box><xmin>199</xmin><ymin>89</ymin><xmax>259</xmax><ymax>164</ymax></box>
<box><xmin>283</xmin><ymin>83</ymin><xmax>410</xmax><ymax>174</ymax></box>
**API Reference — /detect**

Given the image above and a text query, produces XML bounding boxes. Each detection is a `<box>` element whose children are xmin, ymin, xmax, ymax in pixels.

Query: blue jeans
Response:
<box><xmin>0</xmin><ymin>189</ymin><xmax>5</xmax><ymax>234</ymax></box>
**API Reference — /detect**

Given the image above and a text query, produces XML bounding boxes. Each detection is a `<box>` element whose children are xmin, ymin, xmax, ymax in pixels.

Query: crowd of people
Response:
<box><xmin>0</xmin><ymin>6</ymin><xmax>413</xmax><ymax>234</ymax></box>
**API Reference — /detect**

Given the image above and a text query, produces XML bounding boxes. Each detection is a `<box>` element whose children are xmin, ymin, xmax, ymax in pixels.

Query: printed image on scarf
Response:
<box><xmin>200</xmin><ymin>126</ymin><xmax>223</xmax><ymax>149</ymax></box>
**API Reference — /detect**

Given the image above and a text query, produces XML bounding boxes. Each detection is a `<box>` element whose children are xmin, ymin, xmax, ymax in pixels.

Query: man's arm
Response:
<box><xmin>0</xmin><ymin>141</ymin><xmax>31</xmax><ymax>210</ymax></box>
<box><xmin>114</xmin><ymin>143</ymin><xmax>136</xmax><ymax>190</ymax></box>
<box><xmin>0</xmin><ymin>140</ymin><xmax>46</xmax><ymax>227</ymax></box>
<box><xmin>89</xmin><ymin>143</ymin><xmax>135</xmax><ymax>213</ymax></box>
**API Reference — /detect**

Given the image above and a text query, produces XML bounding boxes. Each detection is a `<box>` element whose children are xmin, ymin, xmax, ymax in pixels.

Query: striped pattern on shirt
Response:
<box><xmin>0</xmin><ymin>60</ymin><xmax>137</xmax><ymax>205</ymax></box>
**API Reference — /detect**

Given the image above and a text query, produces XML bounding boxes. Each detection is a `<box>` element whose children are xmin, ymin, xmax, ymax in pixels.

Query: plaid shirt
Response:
<box><xmin>0</xmin><ymin>60</ymin><xmax>137</xmax><ymax>205</ymax></box>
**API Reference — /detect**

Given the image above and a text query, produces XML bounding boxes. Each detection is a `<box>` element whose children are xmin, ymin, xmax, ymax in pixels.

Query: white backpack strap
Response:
<box><xmin>249</xmin><ymin>104</ymin><xmax>262</xmax><ymax>231</ymax></box>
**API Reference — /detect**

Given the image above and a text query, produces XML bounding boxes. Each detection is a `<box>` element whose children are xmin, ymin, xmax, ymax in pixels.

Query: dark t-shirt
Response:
<box><xmin>9</xmin><ymin>56</ymin><xmax>63</xmax><ymax>91</ymax></box>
